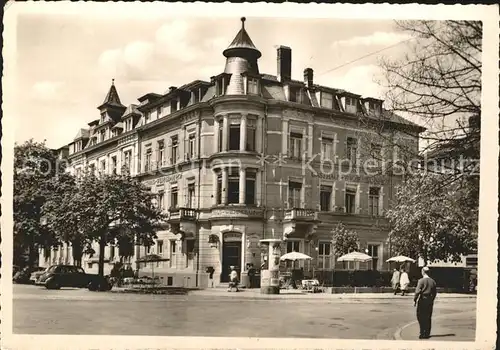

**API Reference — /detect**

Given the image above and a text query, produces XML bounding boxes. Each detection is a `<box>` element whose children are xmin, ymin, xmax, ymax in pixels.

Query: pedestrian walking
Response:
<box><xmin>399</xmin><ymin>268</ymin><xmax>410</xmax><ymax>296</ymax></box>
<box><xmin>228</xmin><ymin>266</ymin><xmax>239</xmax><ymax>292</ymax></box>
<box><xmin>413</xmin><ymin>266</ymin><xmax>437</xmax><ymax>339</ymax></box>
<box><xmin>391</xmin><ymin>268</ymin><xmax>401</xmax><ymax>295</ymax></box>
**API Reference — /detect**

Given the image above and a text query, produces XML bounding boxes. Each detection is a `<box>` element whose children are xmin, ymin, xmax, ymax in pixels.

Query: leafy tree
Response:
<box><xmin>13</xmin><ymin>140</ymin><xmax>65</xmax><ymax>267</ymax></box>
<box><xmin>380</xmin><ymin>20</ymin><xmax>481</xmax><ymax>159</ymax></box>
<box><xmin>386</xmin><ymin>172</ymin><xmax>477</xmax><ymax>266</ymax></box>
<box><xmin>42</xmin><ymin>172</ymin><xmax>94</xmax><ymax>267</ymax></box>
<box><xmin>46</xmin><ymin>170</ymin><xmax>167</xmax><ymax>277</ymax></box>
<box><xmin>331</xmin><ymin>223</ymin><xmax>360</xmax><ymax>257</ymax></box>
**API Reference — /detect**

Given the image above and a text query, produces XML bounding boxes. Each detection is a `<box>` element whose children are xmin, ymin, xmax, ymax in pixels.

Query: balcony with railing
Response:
<box><xmin>283</xmin><ymin>208</ymin><xmax>318</xmax><ymax>222</ymax></box>
<box><xmin>168</xmin><ymin>207</ymin><xmax>197</xmax><ymax>224</ymax></box>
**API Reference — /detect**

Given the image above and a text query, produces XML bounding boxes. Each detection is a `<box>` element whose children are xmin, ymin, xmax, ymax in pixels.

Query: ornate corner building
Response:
<box><xmin>40</xmin><ymin>18</ymin><xmax>424</xmax><ymax>287</ymax></box>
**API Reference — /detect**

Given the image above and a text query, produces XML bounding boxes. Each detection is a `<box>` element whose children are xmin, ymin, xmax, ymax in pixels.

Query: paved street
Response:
<box><xmin>13</xmin><ymin>284</ymin><xmax>476</xmax><ymax>340</ymax></box>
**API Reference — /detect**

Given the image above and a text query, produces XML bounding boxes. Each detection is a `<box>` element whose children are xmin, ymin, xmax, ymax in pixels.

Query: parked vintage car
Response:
<box><xmin>29</xmin><ymin>267</ymin><xmax>47</xmax><ymax>284</ymax></box>
<box><xmin>35</xmin><ymin>265</ymin><xmax>112</xmax><ymax>291</ymax></box>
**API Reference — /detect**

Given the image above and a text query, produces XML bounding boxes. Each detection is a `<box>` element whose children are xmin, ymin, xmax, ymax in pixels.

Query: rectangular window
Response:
<box><xmin>100</xmin><ymin>129</ymin><xmax>106</xmax><ymax>142</ymax></box>
<box><xmin>320</xmin><ymin>185</ymin><xmax>332</xmax><ymax>211</ymax></box>
<box><xmin>109</xmin><ymin>245</ymin><xmax>115</xmax><ymax>261</ymax></box>
<box><xmin>171</xmin><ymin>136</ymin><xmax>178</xmax><ymax>163</ymax></box>
<box><xmin>145</xmin><ymin>112</ymin><xmax>151</xmax><ymax>124</ymax></box>
<box><xmin>229</xmin><ymin>124</ymin><xmax>240</xmax><ymax>151</ymax></box>
<box><xmin>187</xmin><ymin>183</ymin><xmax>195</xmax><ymax>208</ymax></box>
<box><xmin>286</xmin><ymin>241</ymin><xmax>300</xmax><ymax>253</ymax></box>
<box><xmin>216</xmin><ymin>173</ymin><xmax>222</xmax><ymax>205</ymax></box>
<box><xmin>169</xmin><ymin>240</ymin><xmax>177</xmax><ymax>268</ymax></box>
<box><xmin>218</xmin><ymin>125</ymin><xmax>223</xmax><ymax>152</ymax></box>
<box><xmin>321</xmin><ymin>137</ymin><xmax>334</xmax><ymax>160</ymax></box>
<box><xmin>321</xmin><ymin>92</ymin><xmax>333</xmax><ymax>109</ymax></box>
<box><xmin>192</xmin><ymin>90</ymin><xmax>200</xmax><ymax>104</ymax></box>
<box><xmin>155</xmin><ymin>140</ymin><xmax>163</xmax><ymax>167</ymax></box>
<box><xmin>346</xmin><ymin>137</ymin><xmax>358</xmax><ymax>166</ymax></box>
<box><xmin>111</xmin><ymin>156</ymin><xmax>117</xmax><ymax>175</ymax></box>
<box><xmin>170</xmin><ymin>186</ymin><xmax>178</xmax><ymax>209</ymax></box>
<box><xmin>345</xmin><ymin>187</ymin><xmax>357</xmax><ymax>214</ymax></box>
<box><xmin>248</xmin><ymin>78</ymin><xmax>259</xmax><ymax>95</ymax></box>
<box><xmin>368</xmin><ymin>187</ymin><xmax>380</xmax><ymax>216</ymax></box>
<box><xmin>318</xmin><ymin>242</ymin><xmax>331</xmax><ymax>269</ymax></box>
<box><xmin>100</xmin><ymin>159</ymin><xmax>106</xmax><ymax>174</ymax></box>
<box><xmin>157</xmin><ymin>191</ymin><xmax>164</xmax><ymax>210</ymax></box>
<box><xmin>367</xmin><ymin>244</ymin><xmax>379</xmax><ymax>270</ymax></box>
<box><xmin>145</xmin><ymin>148</ymin><xmax>152</xmax><ymax>172</ymax></box>
<box><xmin>123</xmin><ymin>150</ymin><xmax>132</xmax><ymax>171</ymax></box>
<box><xmin>246</xmin><ymin>123</ymin><xmax>256</xmax><ymax>151</ymax></box>
<box><xmin>125</xmin><ymin>118</ymin><xmax>133</xmax><ymax>131</ymax></box>
<box><xmin>156</xmin><ymin>107</ymin><xmax>162</xmax><ymax>119</ymax></box>
<box><xmin>288</xmin><ymin>181</ymin><xmax>302</xmax><ymax>208</ymax></box>
<box><xmin>227</xmin><ymin>168</ymin><xmax>239</xmax><ymax>204</ymax></box>
<box><xmin>289</xmin><ymin>87</ymin><xmax>300</xmax><ymax>103</ymax></box>
<box><xmin>289</xmin><ymin>132</ymin><xmax>303</xmax><ymax>159</ymax></box>
<box><xmin>157</xmin><ymin>240</ymin><xmax>164</xmax><ymax>255</ymax></box>
<box><xmin>245</xmin><ymin>170</ymin><xmax>256</xmax><ymax>205</ymax></box>
<box><xmin>188</xmin><ymin>133</ymin><xmax>196</xmax><ymax>159</ymax></box>
<box><xmin>171</xmin><ymin>100</ymin><xmax>178</xmax><ymax>113</ymax></box>
<box><xmin>100</xmin><ymin>112</ymin><xmax>106</xmax><ymax>123</ymax></box>
<box><xmin>371</xmin><ymin>143</ymin><xmax>382</xmax><ymax>165</ymax></box>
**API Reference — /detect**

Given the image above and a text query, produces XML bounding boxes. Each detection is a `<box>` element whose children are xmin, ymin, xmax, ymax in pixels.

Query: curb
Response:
<box><xmin>393</xmin><ymin>310</ymin><xmax>476</xmax><ymax>340</ymax></box>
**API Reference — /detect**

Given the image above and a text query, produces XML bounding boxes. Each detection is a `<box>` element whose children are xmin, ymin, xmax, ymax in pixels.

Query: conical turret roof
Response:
<box><xmin>223</xmin><ymin>17</ymin><xmax>261</xmax><ymax>58</ymax></box>
<box><xmin>100</xmin><ymin>79</ymin><xmax>125</xmax><ymax>109</ymax></box>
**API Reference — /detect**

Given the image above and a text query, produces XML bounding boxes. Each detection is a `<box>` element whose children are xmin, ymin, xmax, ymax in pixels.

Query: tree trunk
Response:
<box><xmin>98</xmin><ymin>233</ymin><xmax>106</xmax><ymax>277</ymax></box>
<box><xmin>71</xmin><ymin>240</ymin><xmax>83</xmax><ymax>267</ymax></box>
<box><xmin>28</xmin><ymin>242</ymin><xmax>37</xmax><ymax>268</ymax></box>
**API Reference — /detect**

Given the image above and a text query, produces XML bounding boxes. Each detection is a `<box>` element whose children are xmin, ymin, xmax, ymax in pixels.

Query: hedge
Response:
<box><xmin>311</xmin><ymin>267</ymin><xmax>473</xmax><ymax>290</ymax></box>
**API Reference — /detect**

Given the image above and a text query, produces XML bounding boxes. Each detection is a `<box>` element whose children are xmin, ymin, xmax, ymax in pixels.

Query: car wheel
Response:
<box><xmin>87</xmin><ymin>282</ymin><xmax>98</xmax><ymax>292</ymax></box>
<box><xmin>45</xmin><ymin>280</ymin><xmax>60</xmax><ymax>290</ymax></box>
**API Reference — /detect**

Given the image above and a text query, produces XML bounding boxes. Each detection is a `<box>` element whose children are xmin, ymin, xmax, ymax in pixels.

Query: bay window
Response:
<box><xmin>227</xmin><ymin>168</ymin><xmax>240</xmax><ymax>204</ymax></box>
<box><xmin>229</xmin><ymin>123</ymin><xmax>241</xmax><ymax>151</ymax></box>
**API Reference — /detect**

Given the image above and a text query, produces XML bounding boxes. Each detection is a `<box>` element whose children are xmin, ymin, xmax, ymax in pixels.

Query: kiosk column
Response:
<box><xmin>259</xmin><ymin>239</ymin><xmax>282</xmax><ymax>294</ymax></box>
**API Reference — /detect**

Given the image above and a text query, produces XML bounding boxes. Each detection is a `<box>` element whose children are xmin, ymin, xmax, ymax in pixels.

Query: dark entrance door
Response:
<box><xmin>221</xmin><ymin>242</ymin><xmax>241</xmax><ymax>282</ymax></box>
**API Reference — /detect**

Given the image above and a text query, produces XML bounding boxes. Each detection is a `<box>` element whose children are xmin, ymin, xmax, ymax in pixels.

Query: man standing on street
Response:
<box><xmin>391</xmin><ymin>268</ymin><xmax>401</xmax><ymax>295</ymax></box>
<box><xmin>414</xmin><ymin>266</ymin><xmax>437</xmax><ymax>339</ymax></box>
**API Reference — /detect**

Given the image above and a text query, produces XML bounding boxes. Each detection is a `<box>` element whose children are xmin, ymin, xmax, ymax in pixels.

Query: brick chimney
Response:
<box><xmin>304</xmin><ymin>68</ymin><xmax>313</xmax><ymax>88</ymax></box>
<box><xmin>277</xmin><ymin>46</ymin><xmax>292</xmax><ymax>82</ymax></box>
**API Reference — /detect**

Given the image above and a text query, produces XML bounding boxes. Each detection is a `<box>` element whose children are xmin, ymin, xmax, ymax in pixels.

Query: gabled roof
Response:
<box><xmin>73</xmin><ymin>128</ymin><xmax>90</xmax><ymax>140</ymax></box>
<box><xmin>122</xmin><ymin>104</ymin><xmax>141</xmax><ymax>118</ymax></box>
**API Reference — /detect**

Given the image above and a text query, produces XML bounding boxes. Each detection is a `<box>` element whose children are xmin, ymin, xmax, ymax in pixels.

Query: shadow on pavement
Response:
<box><xmin>429</xmin><ymin>333</ymin><xmax>456</xmax><ymax>338</ymax></box>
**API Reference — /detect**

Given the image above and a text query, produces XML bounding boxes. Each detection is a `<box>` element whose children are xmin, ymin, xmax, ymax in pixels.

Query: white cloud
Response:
<box><xmin>154</xmin><ymin>20</ymin><xmax>200</xmax><ymax>63</ymax></box>
<box><xmin>123</xmin><ymin>41</ymin><xmax>155</xmax><ymax>70</ymax></box>
<box><xmin>317</xmin><ymin>64</ymin><xmax>385</xmax><ymax>99</ymax></box>
<box><xmin>31</xmin><ymin>81</ymin><xmax>65</xmax><ymax>100</ymax></box>
<box><xmin>332</xmin><ymin>32</ymin><xmax>411</xmax><ymax>47</ymax></box>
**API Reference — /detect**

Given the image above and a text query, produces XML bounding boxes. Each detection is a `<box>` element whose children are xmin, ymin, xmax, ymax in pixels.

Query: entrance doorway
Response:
<box><xmin>221</xmin><ymin>241</ymin><xmax>241</xmax><ymax>282</ymax></box>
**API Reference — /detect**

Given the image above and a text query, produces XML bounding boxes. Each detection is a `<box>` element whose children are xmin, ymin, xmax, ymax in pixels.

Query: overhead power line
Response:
<box><xmin>317</xmin><ymin>37</ymin><xmax>415</xmax><ymax>77</ymax></box>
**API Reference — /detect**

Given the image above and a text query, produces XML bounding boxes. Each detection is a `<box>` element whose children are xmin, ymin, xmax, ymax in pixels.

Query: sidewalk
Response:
<box><xmin>396</xmin><ymin>310</ymin><xmax>476</xmax><ymax>341</ymax></box>
<box><xmin>188</xmin><ymin>288</ymin><xmax>476</xmax><ymax>300</ymax></box>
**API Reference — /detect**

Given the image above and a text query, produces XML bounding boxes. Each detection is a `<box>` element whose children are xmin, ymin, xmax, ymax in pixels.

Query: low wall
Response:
<box><xmin>329</xmin><ymin>286</ymin><xmax>469</xmax><ymax>294</ymax></box>
<box><xmin>137</xmin><ymin>271</ymin><xmax>210</xmax><ymax>288</ymax></box>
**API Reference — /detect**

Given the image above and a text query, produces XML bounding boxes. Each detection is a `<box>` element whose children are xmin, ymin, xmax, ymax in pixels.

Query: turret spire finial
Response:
<box><xmin>241</xmin><ymin>17</ymin><xmax>246</xmax><ymax>29</ymax></box>
<box><xmin>112</xmin><ymin>78</ymin><xmax>115</xmax><ymax>85</ymax></box>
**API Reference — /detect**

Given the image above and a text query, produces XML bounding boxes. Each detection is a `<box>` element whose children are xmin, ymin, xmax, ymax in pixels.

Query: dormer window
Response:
<box><xmin>345</xmin><ymin>97</ymin><xmax>357</xmax><ymax>113</ymax></box>
<box><xmin>171</xmin><ymin>100</ymin><xmax>178</xmax><ymax>113</ymax></box>
<box><xmin>125</xmin><ymin>118</ymin><xmax>133</xmax><ymax>132</ymax></box>
<box><xmin>192</xmin><ymin>89</ymin><xmax>200</xmax><ymax>104</ymax></box>
<box><xmin>289</xmin><ymin>87</ymin><xmax>301</xmax><ymax>103</ymax></box>
<box><xmin>100</xmin><ymin>112</ymin><xmax>106</xmax><ymax>123</ymax></box>
<box><xmin>321</xmin><ymin>92</ymin><xmax>333</xmax><ymax>109</ymax></box>
<box><xmin>99</xmin><ymin>129</ymin><xmax>106</xmax><ymax>142</ymax></box>
<box><xmin>247</xmin><ymin>78</ymin><xmax>259</xmax><ymax>95</ymax></box>
<box><xmin>156</xmin><ymin>107</ymin><xmax>162</xmax><ymax>119</ymax></box>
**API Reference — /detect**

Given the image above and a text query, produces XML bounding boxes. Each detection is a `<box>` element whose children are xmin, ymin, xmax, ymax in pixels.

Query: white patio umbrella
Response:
<box><xmin>336</xmin><ymin>251</ymin><xmax>373</xmax><ymax>262</ymax></box>
<box><xmin>279</xmin><ymin>252</ymin><xmax>313</xmax><ymax>261</ymax></box>
<box><xmin>386</xmin><ymin>256</ymin><xmax>416</xmax><ymax>263</ymax></box>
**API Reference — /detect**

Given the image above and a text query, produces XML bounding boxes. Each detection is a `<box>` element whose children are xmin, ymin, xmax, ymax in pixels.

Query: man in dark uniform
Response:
<box><xmin>414</xmin><ymin>266</ymin><xmax>437</xmax><ymax>339</ymax></box>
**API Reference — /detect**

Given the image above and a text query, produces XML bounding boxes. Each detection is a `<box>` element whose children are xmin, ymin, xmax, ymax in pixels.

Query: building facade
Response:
<box><xmin>40</xmin><ymin>18</ymin><xmax>424</xmax><ymax>287</ymax></box>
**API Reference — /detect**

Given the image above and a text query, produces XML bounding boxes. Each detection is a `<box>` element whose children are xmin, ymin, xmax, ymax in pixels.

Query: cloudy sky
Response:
<box><xmin>13</xmin><ymin>10</ymin><xmax>414</xmax><ymax>148</ymax></box>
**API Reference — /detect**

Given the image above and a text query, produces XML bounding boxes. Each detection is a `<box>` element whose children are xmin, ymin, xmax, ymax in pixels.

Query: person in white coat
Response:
<box><xmin>399</xmin><ymin>268</ymin><xmax>410</xmax><ymax>296</ymax></box>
